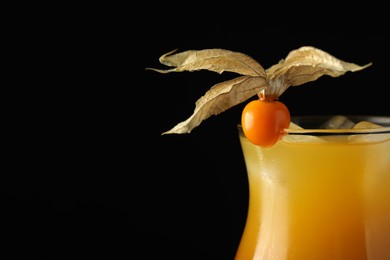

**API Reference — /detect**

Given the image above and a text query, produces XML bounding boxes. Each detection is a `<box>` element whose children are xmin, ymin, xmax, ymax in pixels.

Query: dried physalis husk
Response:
<box><xmin>146</xmin><ymin>46</ymin><xmax>372</xmax><ymax>135</ymax></box>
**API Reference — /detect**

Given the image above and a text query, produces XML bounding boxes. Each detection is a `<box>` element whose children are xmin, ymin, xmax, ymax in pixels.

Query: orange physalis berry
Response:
<box><xmin>241</xmin><ymin>99</ymin><xmax>291</xmax><ymax>147</ymax></box>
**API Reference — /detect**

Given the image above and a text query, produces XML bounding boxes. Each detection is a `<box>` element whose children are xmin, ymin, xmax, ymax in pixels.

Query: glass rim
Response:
<box><xmin>288</xmin><ymin>115</ymin><xmax>390</xmax><ymax>135</ymax></box>
<box><xmin>238</xmin><ymin>115</ymin><xmax>390</xmax><ymax>136</ymax></box>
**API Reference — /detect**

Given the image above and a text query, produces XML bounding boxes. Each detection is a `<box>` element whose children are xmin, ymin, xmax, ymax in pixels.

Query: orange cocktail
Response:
<box><xmin>147</xmin><ymin>46</ymin><xmax>386</xmax><ymax>259</ymax></box>
<box><xmin>235</xmin><ymin>116</ymin><xmax>390</xmax><ymax>260</ymax></box>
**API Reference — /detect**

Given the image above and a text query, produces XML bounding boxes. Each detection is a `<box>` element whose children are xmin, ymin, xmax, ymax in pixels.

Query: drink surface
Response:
<box><xmin>235</xmin><ymin>120</ymin><xmax>390</xmax><ymax>260</ymax></box>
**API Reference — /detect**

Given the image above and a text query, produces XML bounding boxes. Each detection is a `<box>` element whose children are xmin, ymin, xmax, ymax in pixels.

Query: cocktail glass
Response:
<box><xmin>235</xmin><ymin>115</ymin><xmax>390</xmax><ymax>260</ymax></box>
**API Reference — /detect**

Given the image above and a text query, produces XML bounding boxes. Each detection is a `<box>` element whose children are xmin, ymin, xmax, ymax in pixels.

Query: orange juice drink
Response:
<box><xmin>235</xmin><ymin>116</ymin><xmax>390</xmax><ymax>260</ymax></box>
<box><xmin>147</xmin><ymin>47</ymin><xmax>386</xmax><ymax>259</ymax></box>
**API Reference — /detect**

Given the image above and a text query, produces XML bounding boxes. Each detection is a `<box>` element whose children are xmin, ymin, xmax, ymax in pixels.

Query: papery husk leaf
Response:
<box><xmin>267</xmin><ymin>46</ymin><xmax>372</xmax><ymax>87</ymax></box>
<box><xmin>147</xmin><ymin>46</ymin><xmax>372</xmax><ymax>135</ymax></box>
<box><xmin>162</xmin><ymin>76</ymin><xmax>268</xmax><ymax>134</ymax></box>
<box><xmin>146</xmin><ymin>49</ymin><xmax>266</xmax><ymax>77</ymax></box>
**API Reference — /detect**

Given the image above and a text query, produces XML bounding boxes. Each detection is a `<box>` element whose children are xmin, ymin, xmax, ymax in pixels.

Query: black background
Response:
<box><xmin>2</xmin><ymin>4</ymin><xmax>390</xmax><ymax>260</ymax></box>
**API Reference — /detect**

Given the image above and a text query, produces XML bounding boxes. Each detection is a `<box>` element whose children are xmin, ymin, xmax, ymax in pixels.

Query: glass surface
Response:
<box><xmin>235</xmin><ymin>116</ymin><xmax>390</xmax><ymax>260</ymax></box>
